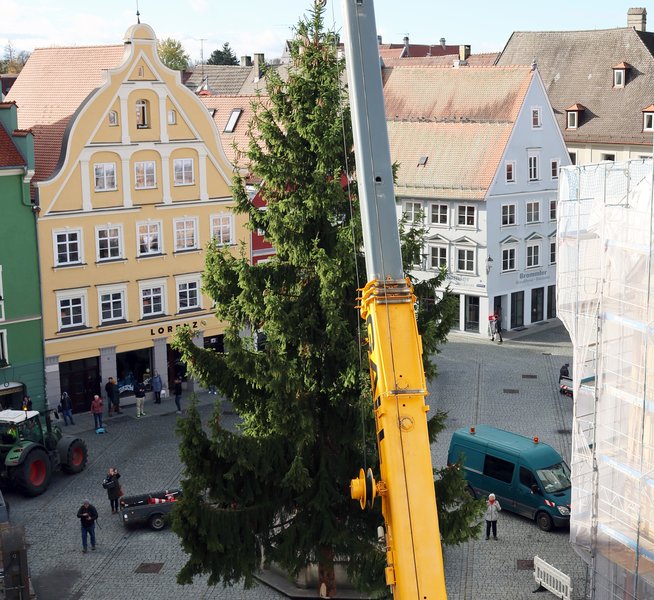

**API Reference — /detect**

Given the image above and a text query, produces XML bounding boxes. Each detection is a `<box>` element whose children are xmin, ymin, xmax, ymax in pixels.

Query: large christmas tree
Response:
<box><xmin>172</xmin><ymin>2</ymin><xmax>482</xmax><ymax>596</ymax></box>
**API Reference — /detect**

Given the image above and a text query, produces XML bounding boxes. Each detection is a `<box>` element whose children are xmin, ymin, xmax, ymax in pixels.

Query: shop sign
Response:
<box><xmin>149</xmin><ymin>320</ymin><xmax>203</xmax><ymax>336</ymax></box>
<box><xmin>516</xmin><ymin>269</ymin><xmax>549</xmax><ymax>285</ymax></box>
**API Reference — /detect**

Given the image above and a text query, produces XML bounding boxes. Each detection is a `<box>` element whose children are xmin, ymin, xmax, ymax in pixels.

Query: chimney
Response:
<box><xmin>627</xmin><ymin>7</ymin><xmax>647</xmax><ymax>31</ymax></box>
<box><xmin>401</xmin><ymin>35</ymin><xmax>410</xmax><ymax>58</ymax></box>
<box><xmin>440</xmin><ymin>37</ymin><xmax>446</xmax><ymax>49</ymax></box>
<box><xmin>240</xmin><ymin>55</ymin><xmax>252</xmax><ymax>67</ymax></box>
<box><xmin>253</xmin><ymin>53</ymin><xmax>265</xmax><ymax>82</ymax></box>
<box><xmin>459</xmin><ymin>45</ymin><xmax>471</xmax><ymax>61</ymax></box>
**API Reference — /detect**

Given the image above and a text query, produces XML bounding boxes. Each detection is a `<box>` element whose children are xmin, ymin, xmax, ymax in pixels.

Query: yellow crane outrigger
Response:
<box><xmin>342</xmin><ymin>1</ymin><xmax>448</xmax><ymax>597</ymax></box>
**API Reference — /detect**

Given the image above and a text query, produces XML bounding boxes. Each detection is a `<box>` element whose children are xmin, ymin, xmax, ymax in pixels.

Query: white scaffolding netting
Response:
<box><xmin>558</xmin><ymin>159</ymin><xmax>654</xmax><ymax>600</ymax></box>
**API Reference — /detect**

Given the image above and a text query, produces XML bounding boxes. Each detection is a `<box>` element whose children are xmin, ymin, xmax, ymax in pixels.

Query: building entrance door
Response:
<box><xmin>531</xmin><ymin>287</ymin><xmax>544</xmax><ymax>323</ymax></box>
<box><xmin>464</xmin><ymin>295</ymin><xmax>480</xmax><ymax>332</ymax></box>
<box><xmin>511</xmin><ymin>291</ymin><xmax>524</xmax><ymax>329</ymax></box>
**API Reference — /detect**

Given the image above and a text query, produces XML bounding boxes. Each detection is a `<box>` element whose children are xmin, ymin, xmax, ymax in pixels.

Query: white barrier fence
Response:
<box><xmin>533</xmin><ymin>555</ymin><xmax>572</xmax><ymax>600</ymax></box>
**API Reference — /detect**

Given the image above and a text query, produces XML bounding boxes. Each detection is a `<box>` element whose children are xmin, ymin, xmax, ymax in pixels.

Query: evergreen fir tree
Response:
<box><xmin>207</xmin><ymin>42</ymin><xmax>238</xmax><ymax>66</ymax></box>
<box><xmin>172</xmin><ymin>2</ymin><xmax>483</xmax><ymax>596</ymax></box>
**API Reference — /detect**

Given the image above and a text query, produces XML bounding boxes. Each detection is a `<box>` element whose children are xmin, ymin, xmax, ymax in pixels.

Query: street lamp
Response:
<box><xmin>486</xmin><ymin>256</ymin><xmax>494</xmax><ymax>274</ymax></box>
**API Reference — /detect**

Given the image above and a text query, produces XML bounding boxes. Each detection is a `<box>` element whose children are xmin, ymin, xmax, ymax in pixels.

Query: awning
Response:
<box><xmin>0</xmin><ymin>383</ymin><xmax>24</xmax><ymax>397</ymax></box>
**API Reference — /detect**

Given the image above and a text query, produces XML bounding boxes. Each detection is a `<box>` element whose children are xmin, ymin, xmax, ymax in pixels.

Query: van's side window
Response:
<box><xmin>519</xmin><ymin>467</ymin><xmax>537</xmax><ymax>489</ymax></box>
<box><xmin>483</xmin><ymin>455</ymin><xmax>514</xmax><ymax>484</ymax></box>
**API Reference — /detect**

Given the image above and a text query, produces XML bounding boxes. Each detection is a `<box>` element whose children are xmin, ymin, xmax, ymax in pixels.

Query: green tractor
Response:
<box><xmin>0</xmin><ymin>409</ymin><xmax>88</xmax><ymax>496</ymax></box>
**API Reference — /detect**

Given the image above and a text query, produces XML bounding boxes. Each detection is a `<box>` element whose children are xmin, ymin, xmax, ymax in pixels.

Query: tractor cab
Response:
<box><xmin>0</xmin><ymin>411</ymin><xmax>43</xmax><ymax>446</ymax></box>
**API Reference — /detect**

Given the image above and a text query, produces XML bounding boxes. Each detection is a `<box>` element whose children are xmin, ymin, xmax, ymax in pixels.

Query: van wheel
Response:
<box><xmin>149</xmin><ymin>514</ymin><xmax>166</xmax><ymax>531</ymax></box>
<box><xmin>465</xmin><ymin>485</ymin><xmax>476</xmax><ymax>499</ymax></box>
<box><xmin>536</xmin><ymin>511</ymin><xmax>554</xmax><ymax>532</ymax></box>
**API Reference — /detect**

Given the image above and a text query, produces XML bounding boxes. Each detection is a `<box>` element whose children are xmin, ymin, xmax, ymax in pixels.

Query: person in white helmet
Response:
<box><xmin>485</xmin><ymin>493</ymin><xmax>502</xmax><ymax>540</ymax></box>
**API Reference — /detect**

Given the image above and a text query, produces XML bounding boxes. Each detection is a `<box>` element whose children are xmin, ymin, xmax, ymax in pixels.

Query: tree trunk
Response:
<box><xmin>318</xmin><ymin>545</ymin><xmax>336</xmax><ymax>598</ymax></box>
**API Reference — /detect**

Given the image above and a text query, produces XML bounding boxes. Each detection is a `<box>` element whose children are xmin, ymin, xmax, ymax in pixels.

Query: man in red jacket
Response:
<box><xmin>90</xmin><ymin>395</ymin><xmax>103</xmax><ymax>430</ymax></box>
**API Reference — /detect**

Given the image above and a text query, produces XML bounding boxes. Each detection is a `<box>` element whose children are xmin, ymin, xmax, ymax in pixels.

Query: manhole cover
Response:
<box><xmin>542</xmin><ymin>352</ymin><xmax>552</xmax><ymax>355</ymax></box>
<box><xmin>557</xmin><ymin>429</ymin><xmax>572</xmax><ymax>434</ymax></box>
<box><xmin>517</xmin><ymin>559</ymin><xmax>534</xmax><ymax>570</ymax></box>
<box><xmin>522</xmin><ymin>374</ymin><xmax>537</xmax><ymax>379</ymax></box>
<box><xmin>135</xmin><ymin>562</ymin><xmax>164</xmax><ymax>574</ymax></box>
<box><xmin>503</xmin><ymin>389</ymin><xmax>519</xmax><ymax>394</ymax></box>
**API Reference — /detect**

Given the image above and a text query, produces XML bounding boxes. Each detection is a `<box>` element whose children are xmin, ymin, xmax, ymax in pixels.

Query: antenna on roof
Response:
<box><xmin>136</xmin><ymin>0</ymin><xmax>141</xmax><ymax>24</ymax></box>
<box><xmin>200</xmin><ymin>38</ymin><xmax>206</xmax><ymax>82</ymax></box>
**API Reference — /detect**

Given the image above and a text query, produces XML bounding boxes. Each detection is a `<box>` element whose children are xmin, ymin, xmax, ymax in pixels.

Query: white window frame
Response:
<box><xmin>531</xmin><ymin>107</ymin><xmax>542</xmax><ymax>129</ymax></box>
<box><xmin>613</xmin><ymin>69</ymin><xmax>625</xmax><ymax>88</ymax></box>
<box><xmin>136</xmin><ymin>99</ymin><xmax>150</xmax><ymax>129</ymax></box>
<box><xmin>526</xmin><ymin>201</ymin><xmax>540</xmax><ymax>224</ymax></box>
<box><xmin>528</xmin><ymin>152</ymin><xmax>539</xmax><ymax>181</ymax></box>
<box><xmin>139</xmin><ymin>280</ymin><xmax>167</xmax><ymax>319</ymax></box>
<box><xmin>53</xmin><ymin>229</ymin><xmax>83</xmax><ymax>266</ymax></box>
<box><xmin>137</xmin><ymin>221</ymin><xmax>162</xmax><ymax>256</ymax></box>
<box><xmin>430</xmin><ymin>203</ymin><xmax>448</xmax><ymax>226</ymax></box>
<box><xmin>644</xmin><ymin>113</ymin><xmax>654</xmax><ymax>132</ymax></box>
<box><xmin>176</xmin><ymin>275</ymin><xmax>202</xmax><ymax>313</ymax></box>
<box><xmin>457</xmin><ymin>205</ymin><xmax>476</xmax><ymax>227</ymax></box>
<box><xmin>0</xmin><ymin>330</ymin><xmax>7</xmax><ymax>367</ymax></box>
<box><xmin>108</xmin><ymin>110</ymin><xmax>118</xmax><ymax>127</ymax></box>
<box><xmin>501</xmin><ymin>246</ymin><xmax>516</xmax><ymax>272</ymax></box>
<box><xmin>550</xmin><ymin>159</ymin><xmax>559</xmax><ymax>180</ymax></box>
<box><xmin>549</xmin><ymin>199</ymin><xmax>557</xmax><ymax>221</ymax></box>
<box><xmin>167</xmin><ymin>110</ymin><xmax>177</xmax><ymax>125</ymax></box>
<box><xmin>134</xmin><ymin>161</ymin><xmax>157</xmax><ymax>189</ymax></box>
<box><xmin>98</xmin><ymin>285</ymin><xmax>127</xmax><ymax>324</ymax></box>
<box><xmin>210</xmin><ymin>213</ymin><xmax>234</xmax><ymax>246</ymax></box>
<box><xmin>403</xmin><ymin>201</ymin><xmax>423</xmax><ymax>224</ymax></box>
<box><xmin>550</xmin><ymin>240</ymin><xmax>556</xmax><ymax>265</ymax></box>
<box><xmin>501</xmin><ymin>204</ymin><xmax>516</xmax><ymax>227</ymax></box>
<box><xmin>174</xmin><ymin>217</ymin><xmax>198</xmax><ymax>252</ymax></box>
<box><xmin>224</xmin><ymin>109</ymin><xmax>242</xmax><ymax>133</ymax></box>
<box><xmin>173</xmin><ymin>158</ymin><xmax>194</xmax><ymax>186</ymax></box>
<box><xmin>56</xmin><ymin>289</ymin><xmax>88</xmax><ymax>330</ymax></box>
<box><xmin>526</xmin><ymin>242</ymin><xmax>541</xmax><ymax>268</ymax></box>
<box><xmin>567</xmin><ymin>111</ymin><xmax>578</xmax><ymax>130</ymax></box>
<box><xmin>95</xmin><ymin>225</ymin><xmax>122</xmax><ymax>262</ymax></box>
<box><xmin>94</xmin><ymin>162</ymin><xmax>117</xmax><ymax>192</ymax></box>
<box><xmin>456</xmin><ymin>247</ymin><xmax>475</xmax><ymax>274</ymax></box>
<box><xmin>429</xmin><ymin>245</ymin><xmax>448</xmax><ymax>270</ymax></box>
<box><xmin>505</xmin><ymin>161</ymin><xmax>516</xmax><ymax>183</ymax></box>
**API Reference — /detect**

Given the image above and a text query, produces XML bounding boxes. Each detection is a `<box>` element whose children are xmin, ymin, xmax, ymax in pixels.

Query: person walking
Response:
<box><xmin>104</xmin><ymin>377</ymin><xmax>121</xmax><ymax>415</ymax></box>
<box><xmin>173</xmin><ymin>375</ymin><xmax>182</xmax><ymax>415</ymax></box>
<box><xmin>151</xmin><ymin>371</ymin><xmax>163</xmax><ymax>404</ymax></box>
<box><xmin>493</xmin><ymin>313</ymin><xmax>503</xmax><ymax>343</ymax></box>
<box><xmin>77</xmin><ymin>499</ymin><xmax>98</xmax><ymax>552</ymax></box>
<box><xmin>90</xmin><ymin>395</ymin><xmax>103</xmax><ymax>430</ymax></box>
<box><xmin>485</xmin><ymin>493</ymin><xmax>502</xmax><ymax>540</ymax></box>
<box><xmin>134</xmin><ymin>379</ymin><xmax>146</xmax><ymax>418</ymax></box>
<box><xmin>59</xmin><ymin>391</ymin><xmax>75</xmax><ymax>426</ymax></box>
<box><xmin>102</xmin><ymin>467</ymin><xmax>121</xmax><ymax>514</ymax></box>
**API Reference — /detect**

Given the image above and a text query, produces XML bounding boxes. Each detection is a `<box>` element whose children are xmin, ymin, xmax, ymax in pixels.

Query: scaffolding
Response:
<box><xmin>558</xmin><ymin>159</ymin><xmax>654</xmax><ymax>599</ymax></box>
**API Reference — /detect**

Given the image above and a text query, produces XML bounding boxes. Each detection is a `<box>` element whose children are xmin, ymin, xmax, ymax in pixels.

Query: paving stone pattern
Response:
<box><xmin>6</xmin><ymin>320</ymin><xmax>586</xmax><ymax>599</ymax></box>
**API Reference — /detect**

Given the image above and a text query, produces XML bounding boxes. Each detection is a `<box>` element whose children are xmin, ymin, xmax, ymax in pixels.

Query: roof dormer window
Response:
<box><xmin>643</xmin><ymin>105</ymin><xmax>654</xmax><ymax>132</ymax></box>
<box><xmin>612</xmin><ymin>62</ymin><xmax>630</xmax><ymax>88</ymax></box>
<box><xmin>565</xmin><ymin>104</ymin><xmax>585</xmax><ymax>130</ymax></box>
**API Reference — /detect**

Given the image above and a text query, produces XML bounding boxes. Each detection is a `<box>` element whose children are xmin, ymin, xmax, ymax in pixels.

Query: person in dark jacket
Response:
<box><xmin>104</xmin><ymin>377</ymin><xmax>121</xmax><ymax>415</ymax></box>
<box><xmin>173</xmin><ymin>376</ymin><xmax>182</xmax><ymax>415</ymax></box>
<box><xmin>77</xmin><ymin>499</ymin><xmax>98</xmax><ymax>552</ymax></box>
<box><xmin>59</xmin><ymin>392</ymin><xmax>75</xmax><ymax>426</ymax></box>
<box><xmin>135</xmin><ymin>379</ymin><xmax>146</xmax><ymax>418</ymax></box>
<box><xmin>102</xmin><ymin>467</ymin><xmax>121</xmax><ymax>514</ymax></box>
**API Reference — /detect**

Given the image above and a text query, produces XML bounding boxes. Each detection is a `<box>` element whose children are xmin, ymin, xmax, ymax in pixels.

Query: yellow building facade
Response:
<box><xmin>35</xmin><ymin>24</ymin><xmax>244</xmax><ymax>410</ymax></box>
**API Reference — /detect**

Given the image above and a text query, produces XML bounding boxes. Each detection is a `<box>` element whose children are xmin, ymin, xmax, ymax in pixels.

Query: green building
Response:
<box><xmin>0</xmin><ymin>101</ymin><xmax>44</xmax><ymax>411</ymax></box>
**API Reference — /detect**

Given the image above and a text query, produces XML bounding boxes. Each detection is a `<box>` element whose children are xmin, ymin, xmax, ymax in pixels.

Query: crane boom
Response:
<box><xmin>342</xmin><ymin>1</ymin><xmax>448</xmax><ymax>598</ymax></box>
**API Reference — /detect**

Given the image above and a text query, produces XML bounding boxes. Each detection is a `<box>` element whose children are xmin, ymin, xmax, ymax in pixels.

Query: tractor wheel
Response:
<box><xmin>61</xmin><ymin>439</ymin><xmax>88</xmax><ymax>474</ymax></box>
<box><xmin>13</xmin><ymin>448</ymin><xmax>52</xmax><ymax>496</ymax></box>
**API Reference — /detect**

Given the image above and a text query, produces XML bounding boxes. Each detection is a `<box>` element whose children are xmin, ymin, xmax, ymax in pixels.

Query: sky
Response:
<box><xmin>0</xmin><ymin>1</ymin><xmax>649</xmax><ymax>64</ymax></box>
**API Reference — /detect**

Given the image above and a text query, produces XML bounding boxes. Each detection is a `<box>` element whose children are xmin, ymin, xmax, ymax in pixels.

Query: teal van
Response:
<box><xmin>448</xmin><ymin>425</ymin><xmax>571</xmax><ymax>531</ymax></box>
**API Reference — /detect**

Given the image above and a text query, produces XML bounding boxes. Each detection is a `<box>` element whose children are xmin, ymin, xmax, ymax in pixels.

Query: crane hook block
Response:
<box><xmin>351</xmin><ymin>467</ymin><xmax>377</xmax><ymax>510</ymax></box>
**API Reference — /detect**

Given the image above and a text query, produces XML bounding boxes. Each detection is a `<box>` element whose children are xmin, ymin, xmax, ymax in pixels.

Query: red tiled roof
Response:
<box><xmin>5</xmin><ymin>45</ymin><xmax>125</xmax><ymax>188</ymax></box>
<box><xmin>200</xmin><ymin>95</ymin><xmax>270</xmax><ymax>166</ymax></box>
<box><xmin>378</xmin><ymin>43</ymin><xmax>461</xmax><ymax>59</ymax></box>
<box><xmin>382</xmin><ymin>53</ymin><xmax>499</xmax><ymax>67</ymax></box>
<box><xmin>0</xmin><ymin>123</ymin><xmax>25</xmax><ymax>168</ymax></box>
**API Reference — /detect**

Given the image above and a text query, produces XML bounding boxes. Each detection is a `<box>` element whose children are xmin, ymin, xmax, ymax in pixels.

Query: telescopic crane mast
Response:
<box><xmin>342</xmin><ymin>0</ymin><xmax>448</xmax><ymax>598</ymax></box>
